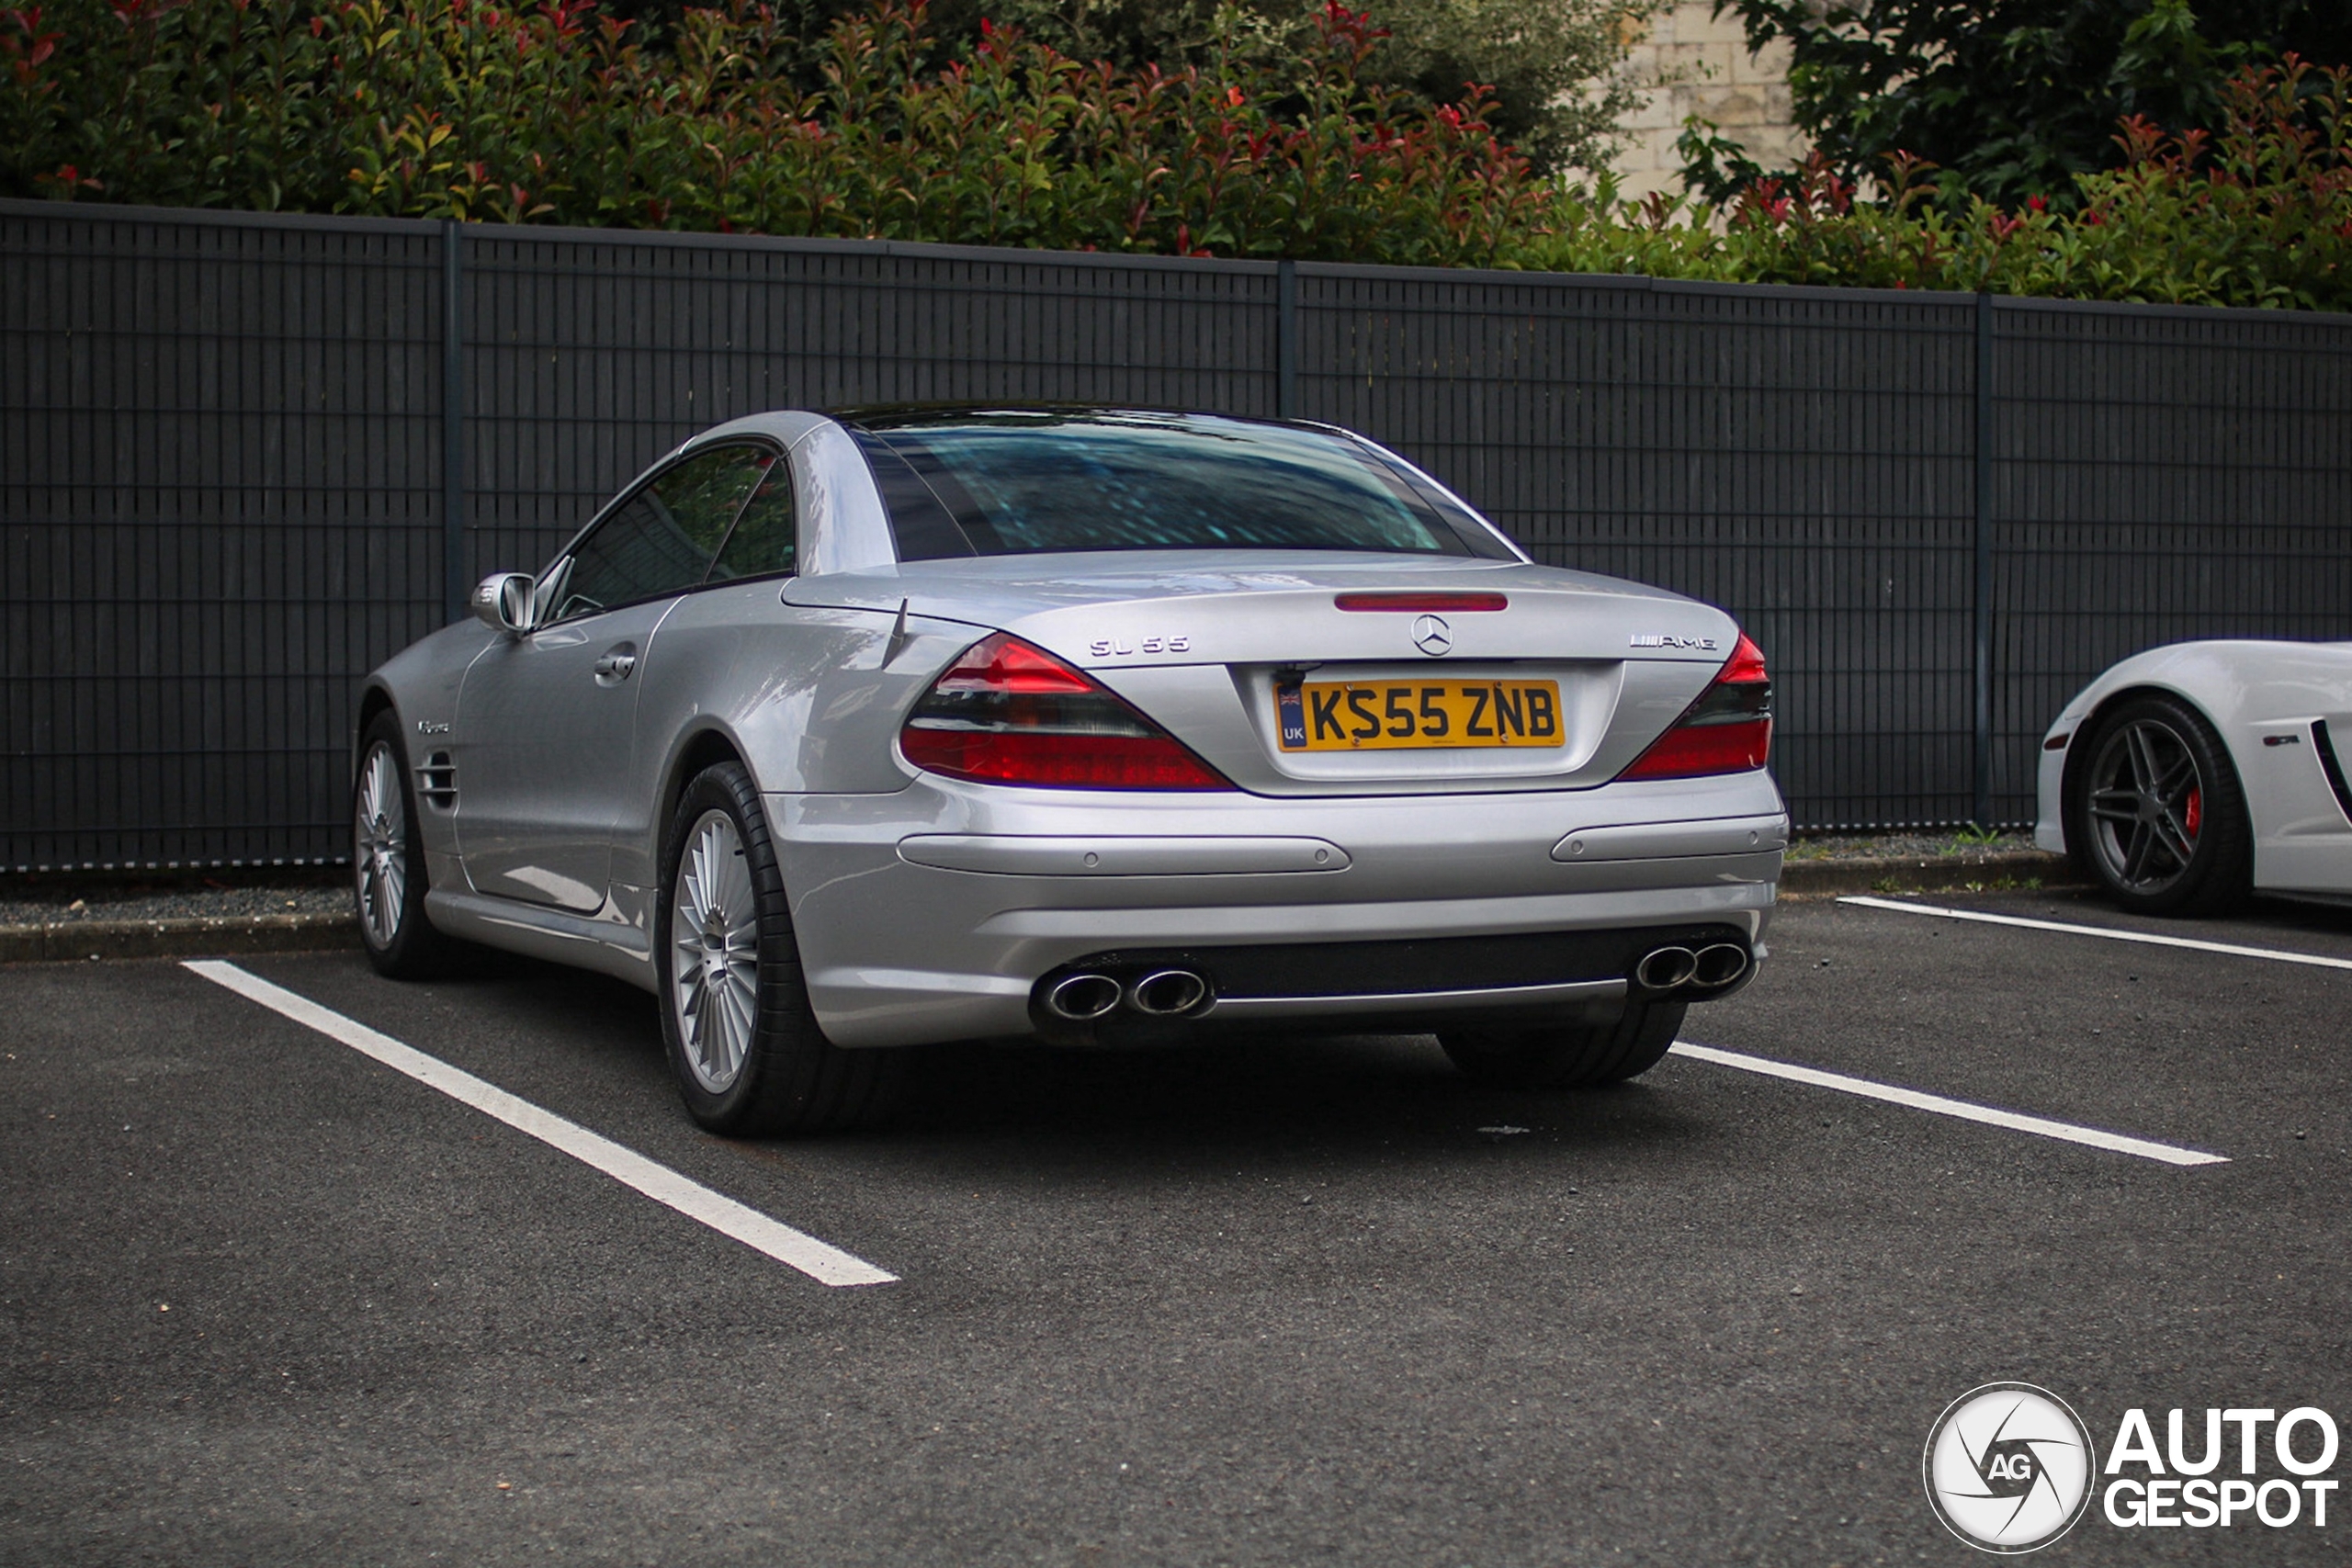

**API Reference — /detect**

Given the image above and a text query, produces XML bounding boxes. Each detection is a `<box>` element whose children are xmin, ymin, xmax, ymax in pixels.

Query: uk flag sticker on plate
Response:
<box><xmin>1276</xmin><ymin>683</ymin><xmax>1308</xmax><ymax>750</ymax></box>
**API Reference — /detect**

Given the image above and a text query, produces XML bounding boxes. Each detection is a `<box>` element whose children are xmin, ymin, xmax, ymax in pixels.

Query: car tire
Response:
<box><xmin>657</xmin><ymin>760</ymin><xmax>905</xmax><ymax>1136</ymax></box>
<box><xmin>354</xmin><ymin>710</ymin><xmax>460</xmax><ymax>978</ymax></box>
<box><xmin>2064</xmin><ymin>694</ymin><xmax>2251</xmax><ymax>916</ymax></box>
<box><xmin>1439</xmin><ymin>998</ymin><xmax>1688</xmax><ymax>1090</ymax></box>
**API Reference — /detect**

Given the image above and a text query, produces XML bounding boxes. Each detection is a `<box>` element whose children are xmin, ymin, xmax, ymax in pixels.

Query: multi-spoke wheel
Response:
<box><xmin>655</xmin><ymin>760</ymin><xmax>905</xmax><ymax>1135</ymax></box>
<box><xmin>669</xmin><ymin>809</ymin><xmax>760</xmax><ymax>1096</ymax></box>
<box><xmin>356</xmin><ymin>739</ymin><xmax>408</xmax><ymax>948</ymax></box>
<box><xmin>2065</xmin><ymin>694</ymin><xmax>2250</xmax><ymax>915</ymax></box>
<box><xmin>353</xmin><ymin>710</ymin><xmax>456</xmax><ymax>976</ymax></box>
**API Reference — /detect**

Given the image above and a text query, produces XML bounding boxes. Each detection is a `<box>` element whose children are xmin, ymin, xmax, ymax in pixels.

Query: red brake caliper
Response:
<box><xmin>2184</xmin><ymin>786</ymin><xmax>2203</xmax><ymax>839</ymax></box>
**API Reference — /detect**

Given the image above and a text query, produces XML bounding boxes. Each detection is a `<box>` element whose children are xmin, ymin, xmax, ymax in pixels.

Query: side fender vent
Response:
<box><xmin>417</xmin><ymin>751</ymin><xmax>458</xmax><ymax>810</ymax></box>
<box><xmin>2314</xmin><ymin>720</ymin><xmax>2352</xmax><ymax>828</ymax></box>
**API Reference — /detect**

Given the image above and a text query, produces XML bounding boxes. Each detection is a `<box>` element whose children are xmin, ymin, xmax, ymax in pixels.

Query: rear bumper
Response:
<box><xmin>773</xmin><ymin>771</ymin><xmax>1787</xmax><ymax>1047</ymax></box>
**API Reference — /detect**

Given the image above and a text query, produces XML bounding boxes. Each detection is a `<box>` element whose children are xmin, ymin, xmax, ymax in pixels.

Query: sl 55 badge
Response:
<box><xmin>1090</xmin><ymin>636</ymin><xmax>1190</xmax><ymax>657</ymax></box>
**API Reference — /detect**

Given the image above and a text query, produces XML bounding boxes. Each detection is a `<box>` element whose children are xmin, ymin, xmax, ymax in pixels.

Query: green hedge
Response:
<box><xmin>6</xmin><ymin>0</ymin><xmax>2347</xmax><ymax>310</ymax></box>
<box><xmin>1540</xmin><ymin>64</ymin><xmax>2352</xmax><ymax>313</ymax></box>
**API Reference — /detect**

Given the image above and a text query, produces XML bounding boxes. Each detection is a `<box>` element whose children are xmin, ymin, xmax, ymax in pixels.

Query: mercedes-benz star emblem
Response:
<box><xmin>1412</xmin><ymin>614</ymin><xmax>1453</xmax><ymax>657</ymax></box>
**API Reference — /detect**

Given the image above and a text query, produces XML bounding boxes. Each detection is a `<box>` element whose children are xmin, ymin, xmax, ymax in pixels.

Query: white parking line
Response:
<box><xmin>1840</xmin><ymin>896</ymin><xmax>2352</xmax><ymax>972</ymax></box>
<box><xmin>184</xmin><ymin>960</ymin><xmax>897</xmax><ymax>1287</ymax></box>
<box><xmin>1668</xmin><ymin>1041</ymin><xmax>2228</xmax><ymax>1167</ymax></box>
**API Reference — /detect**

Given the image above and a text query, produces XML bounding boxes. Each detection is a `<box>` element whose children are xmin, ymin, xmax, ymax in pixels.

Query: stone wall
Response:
<box><xmin>1611</xmin><ymin>2</ymin><xmax>1804</xmax><ymax>201</ymax></box>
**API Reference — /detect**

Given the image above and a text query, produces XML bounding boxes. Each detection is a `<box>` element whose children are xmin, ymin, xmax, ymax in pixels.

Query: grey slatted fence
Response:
<box><xmin>1986</xmin><ymin>301</ymin><xmax>2352</xmax><ymax>815</ymax></box>
<box><xmin>5</xmin><ymin>197</ymin><xmax>2349</xmax><ymax>870</ymax></box>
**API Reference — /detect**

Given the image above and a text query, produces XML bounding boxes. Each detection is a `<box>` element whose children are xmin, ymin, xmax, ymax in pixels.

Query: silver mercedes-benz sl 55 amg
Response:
<box><xmin>354</xmin><ymin>407</ymin><xmax>1787</xmax><ymax>1134</ymax></box>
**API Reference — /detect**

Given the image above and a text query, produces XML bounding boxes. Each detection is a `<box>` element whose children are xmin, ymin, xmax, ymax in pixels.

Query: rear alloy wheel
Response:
<box><xmin>1440</xmin><ymin>998</ymin><xmax>1688</xmax><ymax>1090</ymax></box>
<box><xmin>2066</xmin><ymin>694</ymin><xmax>2250</xmax><ymax>916</ymax></box>
<box><xmin>354</xmin><ymin>711</ymin><xmax>457</xmax><ymax>977</ymax></box>
<box><xmin>657</xmin><ymin>761</ymin><xmax>904</xmax><ymax>1135</ymax></box>
<box><xmin>670</xmin><ymin>808</ymin><xmax>761</xmax><ymax>1096</ymax></box>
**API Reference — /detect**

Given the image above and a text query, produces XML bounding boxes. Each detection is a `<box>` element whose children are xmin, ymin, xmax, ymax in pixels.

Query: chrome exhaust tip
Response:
<box><xmin>1127</xmin><ymin>968</ymin><xmax>1208</xmax><ymax>1017</ymax></box>
<box><xmin>1634</xmin><ymin>946</ymin><xmax>1699</xmax><ymax>990</ymax></box>
<box><xmin>1692</xmin><ymin>942</ymin><xmax>1750</xmax><ymax>987</ymax></box>
<box><xmin>1046</xmin><ymin>973</ymin><xmax>1123</xmax><ymax>1021</ymax></box>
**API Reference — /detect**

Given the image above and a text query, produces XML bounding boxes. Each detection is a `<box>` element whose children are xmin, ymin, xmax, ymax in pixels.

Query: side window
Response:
<box><xmin>709</xmin><ymin>459</ymin><xmax>797</xmax><ymax>581</ymax></box>
<box><xmin>550</xmin><ymin>444</ymin><xmax>772</xmax><ymax>621</ymax></box>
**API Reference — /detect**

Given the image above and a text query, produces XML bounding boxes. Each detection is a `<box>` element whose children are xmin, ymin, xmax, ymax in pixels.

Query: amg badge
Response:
<box><xmin>1089</xmin><ymin>636</ymin><xmax>1190</xmax><ymax>657</ymax></box>
<box><xmin>1631</xmin><ymin>634</ymin><xmax>1719</xmax><ymax>650</ymax></box>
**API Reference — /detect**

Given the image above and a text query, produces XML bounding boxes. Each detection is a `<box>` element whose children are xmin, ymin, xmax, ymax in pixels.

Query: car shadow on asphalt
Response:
<box><xmin>888</xmin><ymin>1032</ymin><xmax>1724</xmax><ymax>1174</ymax></box>
<box><xmin>389</xmin><ymin>951</ymin><xmax>1726</xmax><ymax>1174</ymax></box>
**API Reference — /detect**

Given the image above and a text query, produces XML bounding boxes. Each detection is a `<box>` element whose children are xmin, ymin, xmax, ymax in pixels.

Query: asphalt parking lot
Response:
<box><xmin>5</xmin><ymin>888</ymin><xmax>2349</xmax><ymax>1565</ymax></box>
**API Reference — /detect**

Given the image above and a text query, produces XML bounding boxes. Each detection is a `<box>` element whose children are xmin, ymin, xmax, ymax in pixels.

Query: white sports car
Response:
<box><xmin>2036</xmin><ymin>640</ymin><xmax>2352</xmax><ymax>913</ymax></box>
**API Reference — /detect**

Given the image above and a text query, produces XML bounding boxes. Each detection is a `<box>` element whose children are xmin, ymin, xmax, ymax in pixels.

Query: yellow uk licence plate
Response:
<box><xmin>1275</xmin><ymin>679</ymin><xmax>1565</xmax><ymax>751</ymax></box>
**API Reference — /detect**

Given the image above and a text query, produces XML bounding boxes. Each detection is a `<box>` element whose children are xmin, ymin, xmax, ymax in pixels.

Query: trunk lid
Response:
<box><xmin>784</xmin><ymin>552</ymin><xmax>1740</xmax><ymax>795</ymax></box>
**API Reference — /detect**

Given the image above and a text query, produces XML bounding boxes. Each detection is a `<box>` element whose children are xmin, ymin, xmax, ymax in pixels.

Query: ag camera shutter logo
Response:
<box><xmin>1922</xmin><ymin>1382</ymin><xmax>2097</xmax><ymax>1553</ymax></box>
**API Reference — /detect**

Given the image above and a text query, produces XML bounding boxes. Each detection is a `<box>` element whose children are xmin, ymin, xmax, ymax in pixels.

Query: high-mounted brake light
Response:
<box><xmin>1333</xmin><ymin>592</ymin><xmax>1509</xmax><ymax>613</ymax></box>
<box><xmin>1614</xmin><ymin>631</ymin><xmax>1773</xmax><ymax>782</ymax></box>
<box><xmin>900</xmin><ymin>632</ymin><xmax>1234</xmax><ymax>790</ymax></box>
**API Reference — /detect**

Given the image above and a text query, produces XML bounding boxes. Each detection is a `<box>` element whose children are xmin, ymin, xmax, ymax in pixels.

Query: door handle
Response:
<box><xmin>594</xmin><ymin>649</ymin><xmax>638</xmax><ymax>681</ymax></box>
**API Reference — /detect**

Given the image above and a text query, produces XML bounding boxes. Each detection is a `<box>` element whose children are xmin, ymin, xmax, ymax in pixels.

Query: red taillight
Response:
<box><xmin>900</xmin><ymin>632</ymin><xmax>1234</xmax><ymax>790</ymax></box>
<box><xmin>1333</xmin><ymin>592</ymin><xmax>1509</xmax><ymax>613</ymax></box>
<box><xmin>1615</xmin><ymin>631</ymin><xmax>1774</xmax><ymax>782</ymax></box>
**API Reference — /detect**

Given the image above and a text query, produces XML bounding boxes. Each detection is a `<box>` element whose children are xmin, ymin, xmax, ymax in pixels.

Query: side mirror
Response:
<box><xmin>471</xmin><ymin>571</ymin><xmax>538</xmax><ymax>635</ymax></box>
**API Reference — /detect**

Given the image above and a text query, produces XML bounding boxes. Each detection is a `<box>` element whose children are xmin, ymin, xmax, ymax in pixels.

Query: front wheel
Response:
<box><xmin>1440</xmin><ymin>999</ymin><xmax>1688</xmax><ymax>1090</ymax></box>
<box><xmin>2065</xmin><ymin>694</ymin><xmax>2251</xmax><ymax>916</ymax></box>
<box><xmin>354</xmin><ymin>712</ymin><xmax>458</xmax><ymax>978</ymax></box>
<box><xmin>657</xmin><ymin>761</ymin><xmax>904</xmax><ymax>1136</ymax></box>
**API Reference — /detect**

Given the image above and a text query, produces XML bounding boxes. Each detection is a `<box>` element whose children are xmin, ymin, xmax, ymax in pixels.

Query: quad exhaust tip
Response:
<box><xmin>1043</xmin><ymin>968</ymin><xmax>1211</xmax><ymax>1021</ymax></box>
<box><xmin>1051</xmin><ymin>944</ymin><xmax>1749</xmax><ymax>1021</ymax></box>
<box><xmin>1046</xmin><ymin>973</ymin><xmax>1123</xmax><ymax>1021</ymax></box>
<box><xmin>1635</xmin><ymin>942</ymin><xmax>1752</xmax><ymax>992</ymax></box>
<box><xmin>1634</xmin><ymin>946</ymin><xmax>1699</xmax><ymax>990</ymax></box>
<box><xmin>1693</xmin><ymin>942</ymin><xmax>1749</xmax><ymax>987</ymax></box>
<box><xmin>1128</xmin><ymin>969</ymin><xmax>1208</xmax><ymax>1016</ymax></box>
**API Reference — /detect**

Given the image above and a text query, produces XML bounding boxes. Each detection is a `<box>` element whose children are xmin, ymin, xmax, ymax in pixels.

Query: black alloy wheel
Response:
<box><xmin>2065</xmin><ymin>693</ymin><xmax>2251</xmax><ymax>916</ymax></box>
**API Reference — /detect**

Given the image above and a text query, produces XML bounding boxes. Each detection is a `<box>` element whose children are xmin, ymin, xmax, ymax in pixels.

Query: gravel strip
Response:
<box><xmin>1782</xmin><ymin>829</ymin><xmax>2041</xmax><ymax>863</ymax></box>
<box><xmin>0</xmin><ymin>872</ymin><xmax>348</xmax><ymax>927</ymax></box>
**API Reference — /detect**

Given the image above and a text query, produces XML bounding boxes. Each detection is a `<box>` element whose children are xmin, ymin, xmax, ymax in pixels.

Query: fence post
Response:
<box><xmin>1973</xmin><ymin>292</ymin><xmax>1995</xmax><ymax>829</ymax></box>
<box><xmin>442</xmin><ymin>219</ymin><xmax>468</xmax><ymax>626</ymax></box>
<box><xmin>1277</xmin><ymin>260</ymin><xmax>1298</xmax><ymax>420</ymax></box>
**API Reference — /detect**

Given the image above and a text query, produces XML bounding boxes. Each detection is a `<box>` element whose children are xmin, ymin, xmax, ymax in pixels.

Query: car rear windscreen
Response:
<box><xmin>845</xmin><ymin>411</ymin><xmax>1511</xmax><ymax>562</ymax></box>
